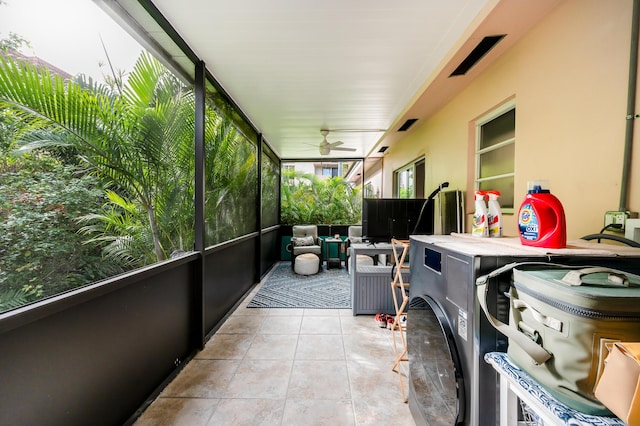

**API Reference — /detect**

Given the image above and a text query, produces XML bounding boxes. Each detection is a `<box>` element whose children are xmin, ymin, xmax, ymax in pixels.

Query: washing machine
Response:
<box><xmin>407</xmin><ymin>235</ymin><xmax>640</xmax><ymax>426</ymax></box>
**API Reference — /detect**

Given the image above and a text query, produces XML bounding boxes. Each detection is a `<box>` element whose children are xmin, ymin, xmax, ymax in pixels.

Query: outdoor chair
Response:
<box><xmin>291</xmin><ymin>225</ymin><xmax>322</xmax><ymax>269</ymax></box>
<box><xmin>345</xmin><ymin>225</ymin><xmax>375</xmax><ymax>270</ymax></box>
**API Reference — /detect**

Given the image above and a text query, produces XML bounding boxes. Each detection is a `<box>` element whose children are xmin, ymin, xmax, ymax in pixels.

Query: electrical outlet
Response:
<box><xmin>604</xmin><ymin>211</ymin><xmax>639</xmax><ymax>232</ymax></box>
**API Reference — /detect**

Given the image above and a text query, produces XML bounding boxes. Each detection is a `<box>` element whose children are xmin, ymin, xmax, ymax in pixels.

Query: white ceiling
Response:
<box><xmin>99</xmin><ymin>0</ymin><xmax>562</xmax><ymax>160</ymax></box>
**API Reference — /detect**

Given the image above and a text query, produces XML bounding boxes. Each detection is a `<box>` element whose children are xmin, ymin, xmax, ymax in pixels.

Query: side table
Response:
<box><xmin>323</xmin><ymin>237</ymin><xmax>344</xmax><ymax>269</ymax></box>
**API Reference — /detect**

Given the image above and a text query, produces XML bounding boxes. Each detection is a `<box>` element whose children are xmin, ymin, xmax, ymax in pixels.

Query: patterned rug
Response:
<box><xmin>247</xmin><ymin>262</ymin><xmax>351</xmax><ymax>308</ymax></box>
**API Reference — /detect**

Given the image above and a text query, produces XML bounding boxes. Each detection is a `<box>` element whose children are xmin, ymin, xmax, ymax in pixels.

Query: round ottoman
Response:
<box><xmin>356</xmin><ymin>254</ymin><xmax>375</xmax><ymax>266</ymax></box>
<box><xmin>295</xmin><ymin>253</ymin><xmax>320</xmax><ymax>275</ymax></box>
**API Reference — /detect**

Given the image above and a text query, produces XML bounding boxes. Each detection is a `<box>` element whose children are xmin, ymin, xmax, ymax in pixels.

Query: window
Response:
<box><xmin>475</xmin><ymin>105</ymin><xmax>515</xmax><ymax>211</ymax></box>
<box><xmin>322</xmin><ymin>166</ymin><xmax>338</xmax><ymax>177</ymax></box>
<box><xmin>394</xmin><ymin>158</ymin><xmax>425</xmax><ymax>198</ymax></box>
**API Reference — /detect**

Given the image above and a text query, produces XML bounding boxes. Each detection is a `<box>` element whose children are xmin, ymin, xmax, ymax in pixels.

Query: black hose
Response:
<box><xmin>412</xmin><ymin>182</ymin><xmax>449</xmax><ymax>234</ymax></box>
<box><xmin>581</xmin><ymin>233</ymin><xmax>640</xmax><ymax>248</ymax></box>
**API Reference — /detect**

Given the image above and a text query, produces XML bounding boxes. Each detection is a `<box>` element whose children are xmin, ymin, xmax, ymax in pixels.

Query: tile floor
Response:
<box><xmin>134</xmin><ymin>276</ymin><xmax>416</xmax><ymax>426</ymax></box>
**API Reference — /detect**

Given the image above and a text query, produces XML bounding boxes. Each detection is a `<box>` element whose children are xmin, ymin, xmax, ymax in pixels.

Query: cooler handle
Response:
<box><xmin>560</xmin><ymin>267</ymin><xmax>630</xmax><ymax>287</ymax></box>
<box><xmin>476</xmin><ymin>262</ymin><xmax>553</xmax><ymax>365</ymax></box>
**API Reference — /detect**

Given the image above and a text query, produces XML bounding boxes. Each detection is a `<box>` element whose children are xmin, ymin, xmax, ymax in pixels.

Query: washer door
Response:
<box><xmin>407</xmin><ymin>295</ymin><xmax>465</xmax><ymax>426</ymax></box>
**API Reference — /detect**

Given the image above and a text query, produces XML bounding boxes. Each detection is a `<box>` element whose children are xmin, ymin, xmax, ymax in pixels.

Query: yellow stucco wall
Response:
<box><xmin>383</xmin><ymin>0</ymin><xmax>639</xmax><ymax>240</ymax></box>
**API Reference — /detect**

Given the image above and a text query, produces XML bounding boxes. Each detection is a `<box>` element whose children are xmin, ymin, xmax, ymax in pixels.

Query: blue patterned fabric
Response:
<box><xmin>484</xmin><ymin>352</ymin><xmax>624</xmax><ymax>426</ymax></box>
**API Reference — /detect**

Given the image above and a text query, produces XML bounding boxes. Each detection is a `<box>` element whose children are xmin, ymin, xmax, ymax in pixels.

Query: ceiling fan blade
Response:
<box><xmin>328</xmin><ymin>141</ymin><xmax>344</xmax><ymax>147</ymax></box>
<box><xmin>331</xmin><ymin>146</ymin><xmax>357</xmax><ymax>152</ymax></box>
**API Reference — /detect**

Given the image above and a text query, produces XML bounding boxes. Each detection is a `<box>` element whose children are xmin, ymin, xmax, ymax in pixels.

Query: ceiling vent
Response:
<box><xmin>449</xmin><ymin>34</ymin><xmax>506</xmax><ymax>77</ymax></box>
<box><xmin>378</xmin><ymin>146</ymin><xmax>389</xmax><ymax>153</ymax></box>
<box><xmin>398</xmin><ymin>118</ymin><xmax>418</xmax><ymax>132</ymax></box>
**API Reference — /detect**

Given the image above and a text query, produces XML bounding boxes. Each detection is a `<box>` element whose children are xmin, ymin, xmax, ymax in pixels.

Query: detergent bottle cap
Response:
<box><xmin>486</xmin><ymin>190</ymin><xmax>501</xmax><ymax>199</ymax></box>
<box><xmin>527</xmin><ymin>180</ymin><xmax>551</xmax><ymax>194</ymax></box>
<box><xmin>474</xmin><ymin>190</ymin><xmax>487</xmax><ymax>200</ymax></box>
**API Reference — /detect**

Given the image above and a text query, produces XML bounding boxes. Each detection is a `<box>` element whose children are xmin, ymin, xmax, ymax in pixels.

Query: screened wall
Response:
<box><xmin>0</xmin><ymin>1</ymin><xmax>282</xmax><ymax>424</ymax></box>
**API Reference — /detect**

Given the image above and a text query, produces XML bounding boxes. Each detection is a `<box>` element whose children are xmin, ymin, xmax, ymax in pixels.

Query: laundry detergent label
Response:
<box><xmin>518</xmin><ymin>203</ymin><xmax>539</xmax><ymax>241</ymax></box>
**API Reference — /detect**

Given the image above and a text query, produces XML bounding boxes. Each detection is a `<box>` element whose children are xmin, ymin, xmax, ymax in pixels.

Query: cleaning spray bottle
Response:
<box><xmin>518</xmin><ymin>180</ymin><xmax>566</xmax><ymax>248</ymax></box>
<box><xmin>472</xmin><ymin>190</ymin><xmax>489</xmax><ymax>237</ymax></box>
<box><xmin>487</xmin><ymin>190</ymin><xmax>502</xmax><ymax>237</ymax></box>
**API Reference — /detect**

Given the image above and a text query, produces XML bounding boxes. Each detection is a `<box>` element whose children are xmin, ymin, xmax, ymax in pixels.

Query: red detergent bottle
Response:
<box><xmin>517</xmin><ymin>180</ymin><xmax>567</xmax><ymax>249</ymax></box>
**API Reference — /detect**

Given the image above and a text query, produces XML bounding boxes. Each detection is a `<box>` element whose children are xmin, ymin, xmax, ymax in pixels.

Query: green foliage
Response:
<box><xmin>0</xmin><ymin>52</ymin><xmax>196</xmax><ymax>262</ymax></box>
<box><xmin>261</xmin><ymin>153</ymin><xmax>280</xmax><ymax>227</ymax></box>
<box><xmin>0</xmin><ymin>155</ymin><xmax>119</xmax><ymax>302</ymax></box>
<box><xmin>281</xmin><ymin>169</ymin><xmax>361</xmax><ymax>225</ymax></box>
<box><xmin>203</xmin><ymin>110</ymin><xmax>258</xmax><ymax>245</ymax></box>
<box><xmin>0</xmin><ymin>50</ymin><xmax>260</xmax><ymax>311</ymax></box>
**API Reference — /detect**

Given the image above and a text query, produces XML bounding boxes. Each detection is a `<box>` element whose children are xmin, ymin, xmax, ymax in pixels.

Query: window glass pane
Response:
<box><xmin>281</xmin><ymin>160</ymin><xmax>361</xmax><ymax>225</ymax></box>
<box><xmin>479</xmin><ymin>143</ymin><xmax>515</xmax><ymax>178</ymax></box>
<box><xmin>204</xmin><ymin>84</ymin><xmax>258</xmax><ymax>245</ymax></box>
<box><xmin>396</xmin><ymin>167</ymin><xmax>414</xmax><ymax>198</ymax></box>
<box><xmin>0</xmin><ymin>0</ymin><xmax>194</xmax><ymax>312</ymax></box>
<box><xmin>479</xmin><ymin>176</ymin><xmax>515</xmax><ymax>209</ymax></box>
<box><xmin>261</xmin><ymin>145</ymin><xmax>279</xmax><ymax>228</ymax></box>
<box><xmin>480</xmin><ymin>109</ymin><xmax>515</xmax><ymax>149</ymax></box>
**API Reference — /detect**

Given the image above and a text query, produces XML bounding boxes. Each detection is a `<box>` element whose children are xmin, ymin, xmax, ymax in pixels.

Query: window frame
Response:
<box><xmin>474</xmin><ymin>101</ymin><xmax>515</xmax><ymax>213</ymax></box>
<box><xmin>394</xmin><ymin>163</ymin><xmax>415</xmax><ymax>198</ymax></box>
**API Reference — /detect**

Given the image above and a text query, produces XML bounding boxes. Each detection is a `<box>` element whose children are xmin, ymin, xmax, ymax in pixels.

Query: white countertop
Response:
<box><xmin>409</xmin><ymin>234</ymin><xmax>640</xmax><ymax>257</ymax></box>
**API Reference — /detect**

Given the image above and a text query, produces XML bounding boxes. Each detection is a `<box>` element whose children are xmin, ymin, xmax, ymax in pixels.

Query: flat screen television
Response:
<box><xmin>362</xmin><ymin>198</ymin><xmax>434</xmax><ymax>243</ymax></box>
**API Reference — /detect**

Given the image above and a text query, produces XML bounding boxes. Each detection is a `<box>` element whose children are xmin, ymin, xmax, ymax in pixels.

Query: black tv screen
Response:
<box><xmin>362</xmin><ymin>198</ymin><xmax>434</xmax><ymax>243</ymax></box>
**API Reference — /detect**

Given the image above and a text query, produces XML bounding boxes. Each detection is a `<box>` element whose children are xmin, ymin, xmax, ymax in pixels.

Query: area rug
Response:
<box><xmin>247</xmin><ymin>262</ymin><xmax>351</xmax><ymax>308</ymax></box>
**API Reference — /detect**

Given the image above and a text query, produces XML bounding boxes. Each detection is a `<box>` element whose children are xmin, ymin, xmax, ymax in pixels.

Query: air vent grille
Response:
<box><xmin>450</xmin><ymin>35</ymin><xmax>506</xmax><ymax>77</ymax></box>
<box><xmin>398</xmin><ymin>118</ymin><xmax>418</xmax><ymax>132</ymax></box>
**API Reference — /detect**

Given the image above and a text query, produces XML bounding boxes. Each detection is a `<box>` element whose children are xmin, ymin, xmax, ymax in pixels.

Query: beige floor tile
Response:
<box><xmin>196</xmin><ymin>333</ymin><xmax>254</xmax><ymax>360</ymax></box>
<box><xmin>352</xmin><ymin>399</ymin><xmax>415</xmax><ymax>426</ymax></box>
<box><xmin>347</xmin><ymin>358</ymin><xmax>403</xmax><ymax>402</ymax></box>
<box><xmin>162</xmin><ymin>359</ymin><xmax>240</xmax><ymax>398</ymax></box>
<box><xmin>340</xmin><ymin>315</ymin><xmax>387</xmax><ymax>336</ymax></box>
<box><xmin>268</xmin><ymin>308</ymin><xmax>304</xmax><ymax>316</ymax></box>
<box><xmin>287</xmin><ymin>360</ymin><xmax>351</xmax><ymax>400</ymax></box>
<box><xmin>245</xmin><ymin>334</ymin><xmax>299</xmax><ymax>360</ymax></box>
<box><xmin>300</xmin><ymin>315</ymin><xmax>342</xmax><ymax>334</ymax></box>
<box><xmin>281</xmin><ymin>399</ymin><xmax>355</xmax><ymax>426</ymax></box>
<box><xmin>134</xmin><ymin>397</ymin><xmax>218</xmax><ymax>426</ymax></box>
<box><xmin>224</xmin><ymin>359</ymin><xmax>293</xmax><ymax>399</ymax></box>
<box><xmin>206</xmin><ymin>398</ymin><xmax>285</xmax><ymax>426</ymax></box>
<box><xmin>134</xmin><ymin>275</ymin><xmax>421</xmax><ymax>426</ymax></box>
<box><xmin>295</xmin><ymin>334</ymin><xmax>345</xmax><ymax>360</ymax></box>
<box><xmin>303</xmin><ymin>308</ymin><xmax>343</xmax><ymax>317</ymax></box>
<box><xmin>231</xmin><ymin>305</ymin><xmax>269</xmax><ymax>316</ymax></box>
<box><xmin>258</xmin><ymin>315</ymin><xmax>302</xmax><ymax>334</ymax></box>
<box><xmin>342</xmin><ymin>333</ymin><xmax>395</xmax><ymax>363</ymax></box>
<box><xmin>217</xmin><ymin>315</ymin><xmax>263</xmax><ymax>335</ymax></box>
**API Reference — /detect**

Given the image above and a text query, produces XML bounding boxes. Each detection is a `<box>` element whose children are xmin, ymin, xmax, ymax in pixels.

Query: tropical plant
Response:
<box><xmin>0</xmin><ymin>48</ymin><xmax>260</xmax><ymax>311</ymax></box>
<box><xmin>280</xmin><ymin>169</ymin><xmax>361</xmax><ymax>225</ymax></box>
<box><xmin>0</xmin><ymin>52</ymin><xmax>196</xmax><ymax>262</ymax></box>
<box><xmin>203</xmin><ymin>103</ymin><xmax>258</xmax><ymax>245</ymax></box>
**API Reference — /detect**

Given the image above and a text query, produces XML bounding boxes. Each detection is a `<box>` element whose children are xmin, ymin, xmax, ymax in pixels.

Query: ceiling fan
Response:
<box><xmin>317</xmin><ymin>129</ymin><xmax>357</xmax><ymax>155</ymax></box>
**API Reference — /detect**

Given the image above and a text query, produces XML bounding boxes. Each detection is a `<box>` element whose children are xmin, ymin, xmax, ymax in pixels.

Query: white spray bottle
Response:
<box><xmin>472</xmin><ymin>190</ymin><xmax>489</xmax><ymax>237</ymax></box>
<box><xmin>487</xmin><ymin>190</ymin><xmax>502</xmax><ymax>237</ymax></box>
